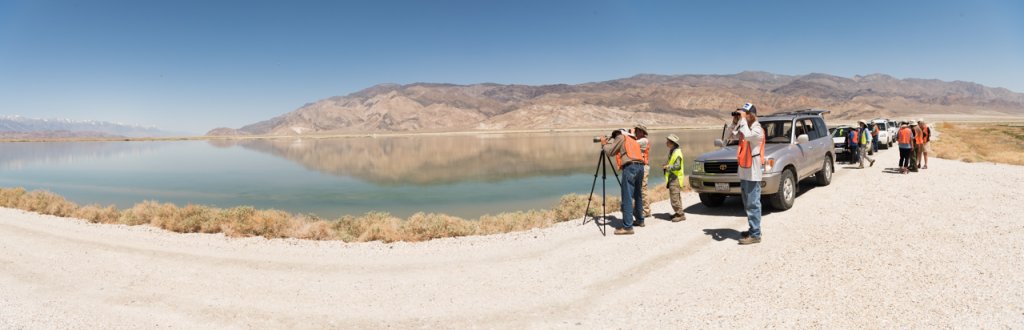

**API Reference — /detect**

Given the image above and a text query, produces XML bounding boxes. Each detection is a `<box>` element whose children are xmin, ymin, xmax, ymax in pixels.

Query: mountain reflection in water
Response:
<box><xmin>214</xmin><ymin>130</ymin><xmax>720</xmax><ymax>185</ymax></box>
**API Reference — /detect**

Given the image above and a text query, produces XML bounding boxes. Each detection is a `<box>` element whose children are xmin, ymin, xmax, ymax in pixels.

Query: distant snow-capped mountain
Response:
<box><xmin>0</xmin><ymin>115</ymin><xmax>172</xmax><ymax>138</ymax></box>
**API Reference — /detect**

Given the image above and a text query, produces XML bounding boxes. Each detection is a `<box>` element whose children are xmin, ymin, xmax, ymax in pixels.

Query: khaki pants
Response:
<box><xmin>859</xmin><ymin>145</ymin><xmax>874</xmax><ymax>167</ymax></box>
<box><xmin>667</xmin><ymin>178</ymin><xmax>683</xmax><ymax>216</ymax></box>
<box><xmin>641</xmin><ymin>165</ymin><xmax>651</xmax><ymax>217</ymax></box>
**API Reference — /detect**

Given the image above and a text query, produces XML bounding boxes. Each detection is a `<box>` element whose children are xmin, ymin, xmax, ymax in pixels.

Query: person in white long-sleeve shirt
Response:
<box><xmin>725</xmin><ymin>103</ymin><xmax>765</xmax><ymax>245</ymax></box>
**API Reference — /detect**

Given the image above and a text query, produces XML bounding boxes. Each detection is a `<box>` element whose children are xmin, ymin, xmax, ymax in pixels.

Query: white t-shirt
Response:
<box><xmin>728</xmin><ymin>118</ymin><xmax>765</xmax><ymax>182</ymax></box>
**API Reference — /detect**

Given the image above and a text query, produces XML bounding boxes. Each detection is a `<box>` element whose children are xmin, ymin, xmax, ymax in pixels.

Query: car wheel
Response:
<box><xmin>698</xmin><ymin>193</ymin><xmax>726</xmax><ymax>208</ymax></box>
<box><xmin>770</xmin><ymin>169</ymin><xmax>796</xmax><ymax>211</ymax></box>
<box><xmin>815</xmin><ymin>156</ymin><xmax>833</xmax><ymax>186</ymax></box>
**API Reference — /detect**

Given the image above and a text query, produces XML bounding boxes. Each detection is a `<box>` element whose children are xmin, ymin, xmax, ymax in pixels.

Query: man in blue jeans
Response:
<box><xmin>601</xmin><ymin>129</ymin><xmax>645</xmax><ymax>235</ymax></box>
<box><xmin>726</xmin><ymin>103</ymin><xmax>765</xmax><ymax>245</ymax></box>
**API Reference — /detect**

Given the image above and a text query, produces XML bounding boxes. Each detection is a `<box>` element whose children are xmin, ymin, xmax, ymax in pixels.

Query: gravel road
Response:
<box><xmin>1</xmin><ymin>147</ymin><xmax>1023</xmax><ymax>328</ymax></box>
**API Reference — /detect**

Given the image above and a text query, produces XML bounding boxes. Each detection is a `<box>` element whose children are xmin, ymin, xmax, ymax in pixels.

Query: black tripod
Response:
<box><xmin>581</xmin><ymin>149</ymin><xmax>621</xmax><ymax>236</ymax></box>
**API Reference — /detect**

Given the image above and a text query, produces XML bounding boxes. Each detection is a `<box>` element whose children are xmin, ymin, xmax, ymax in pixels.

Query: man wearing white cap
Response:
<box><xmin>726</xmin><ymin>103</ymin><xmax>764</xmax><ymax>245</ymax></box>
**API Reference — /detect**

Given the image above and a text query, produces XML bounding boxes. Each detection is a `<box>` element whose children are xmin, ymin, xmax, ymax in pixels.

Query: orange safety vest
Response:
<box><xmin>642</xmin><ymin>143</ymin><xmax>650</xmax><ymax>165</ymax></box>
<box><xmin>737</xmin><ymin>131</ymin><xmax>765</xmax><ymax>169</ymax></box>
<box><xmin>922</xmin><ymin>127</ymin><xmax>930</xmax><ymax>142</ymax></box>
<box><xmin>897</xmin><ymin>127</ymin><xmax>912</xmax><ymax>144</ymax></box>
<box><xmin>914</xmin><ymin>128</ymin><xmax>924</xmax><ymax>145</ymax></box>
<box><xmin>850</xmin><ymin>130</ymin><xmax>859</xmax><ymax>144</ymax></box>
<box><xmin>615</xmin><ymin>135</ymin><xmax>644</xmax><ymax>168</ymax></box>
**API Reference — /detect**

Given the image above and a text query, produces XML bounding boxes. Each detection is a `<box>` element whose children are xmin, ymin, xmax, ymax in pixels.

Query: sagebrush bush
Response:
<box><xmin>402</xmin><ymin>212</ymin><xmax>477</xmax><ymax>241</ymax></box>
<box><xmin>73</xmin><ymin>204</ymin><xmax>121</xmax><ymax>224</ymax></box>
<box><xmin>16</xmin><ymin>190</ymin><xmax>78</xmax><ymax>217</ymax></box>
<box><xmin>0</xmin><ymin>187</ymin><xmax>27</xmax><ymax>208</ymax></box>
<box><xmin>120</xmin><ymin>201</ymin><xmax>178</xmax><ymax>227</ymax></box>
<box><xmin>350</xmin><ymin>212</ymin><xmax>403</xmax><ymax>243</ymax></box>
<box><xmin>478</xmin><ymin>210</ymin><xmax>554</xmax><ymax>235</ymax></box>
<box><xmin>165</xmin><ymin>204</ymin><xmax>219</xmax><ymax>233</ymax></box>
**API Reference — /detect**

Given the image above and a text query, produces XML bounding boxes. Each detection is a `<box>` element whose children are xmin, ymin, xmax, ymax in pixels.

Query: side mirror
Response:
<box><xmin>797</xmin><ymin>134</ymin><xmax>810</xmax><ymax>144</ymax></box>
<box><xmin>714</xmin><ymin>139</ymin><xmax>724</xmax><ymax>147</ymax></box>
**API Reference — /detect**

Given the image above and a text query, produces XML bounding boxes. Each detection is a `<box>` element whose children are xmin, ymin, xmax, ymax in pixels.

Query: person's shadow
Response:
<box><xmin>703</xmin><ymin>228</ymin><xmax>742</xmax><ymax>242</ymax></box>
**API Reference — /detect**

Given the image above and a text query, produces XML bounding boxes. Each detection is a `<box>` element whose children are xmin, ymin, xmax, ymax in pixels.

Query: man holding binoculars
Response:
<box><xmin>726</xmin><ymin>103</ymin><xmax>765</xmax><ymax>245</ymax></box>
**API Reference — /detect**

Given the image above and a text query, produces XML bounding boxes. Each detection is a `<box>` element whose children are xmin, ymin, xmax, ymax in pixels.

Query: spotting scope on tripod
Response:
<box><xmin>581</xmin><ymin>134</ymin><xmax>622</xmax><ymax>236</ymax></box>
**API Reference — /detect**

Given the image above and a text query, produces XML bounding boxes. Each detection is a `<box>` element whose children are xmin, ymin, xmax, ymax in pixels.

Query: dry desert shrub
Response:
<box><xmin>477</xmin><ymin>210</ymin><xmax>555</xmax><ymax>235</ymax></box>
<box><xmin>294</xmin><ymin>219</ymin><xmax>337</xmax><ymax>240</ymax></box>
<box><xmin>16</xmin><ymin>190</ymin><xmax>78</xmax><ymax>217</ymax></box>
<box><xmin>552</xmin><ymin>194</ymin><xmax>591</xmax><ymax>222</ymax></box>
<box><xmin>0</xmin><ymin>187</ymin><xmax>27</xmax><ymax>208</ymax></box>
<box><xmin>353</xmin><ymin>212</ymin><xmax>403</xmax><ymax>243</ymax></box>
<box><xmin>72</xmin><ymin>204</ymin><xmax>121</xmax><ymax>224</ymax></box>
<box><xmin>164</xmin><ymin>204</ymin><xmax>220</xmax><ymax>233</ymax></box>
<box><xmin>120</xmin><ymin>200</ymin><xmax>179</xmax><ymax>227</ymax></box>
<box><xmin>220</xmin><ymin>208</ymin><xmax>297</xmax><ymax>239</ymax></box>
<box><xmin>401</xmin><ymin>212</ymin><xmax>477</xmax><ymax>241</ymax></box>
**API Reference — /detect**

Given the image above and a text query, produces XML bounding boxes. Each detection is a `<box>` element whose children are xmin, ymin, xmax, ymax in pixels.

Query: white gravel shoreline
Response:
<box><xmin>2</xmin><ymin>148</ymin><xmax>1023</xmax><ymax>328</ymax></box>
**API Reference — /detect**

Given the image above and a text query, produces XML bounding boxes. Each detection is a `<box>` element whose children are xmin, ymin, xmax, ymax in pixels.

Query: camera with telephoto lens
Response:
<box><xmin>592</xmin><ymin>129</ymin><xmax>624</xmax><ymax>143</ymax></box>
<box><xmin>731</xmin><ymin>111</ymin><xmax>741</xmax><ymax>117</ymax></box>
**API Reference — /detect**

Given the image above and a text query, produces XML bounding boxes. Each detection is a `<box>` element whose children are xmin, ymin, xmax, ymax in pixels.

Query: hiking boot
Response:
<box><xmin>614</xmin><ymin>228</ymin><xmax>634</xmax><ymax>235</ymax></box>
<box><xmin>870</xmin><ymin>159</ymin><xmax>875</xmax><ymax>167</ymax></box>
<box><xmin>738</xmin><ymin>236</ymin><xmax>761</xmax><ymax>245</ymax></box>
<box><xmin>858</xmin><ymin>165</ymin><xmax>864</xmax><ymax>169</ymax></box>
<box><xmin>634</xmin><ymin>221</ymin><xmax>645</xmax><ymax>227</ymax></box>
<box><xmin>671</xmin><ymin>213</ymin><xmax>686</xmax><ymax>222</ymax></box>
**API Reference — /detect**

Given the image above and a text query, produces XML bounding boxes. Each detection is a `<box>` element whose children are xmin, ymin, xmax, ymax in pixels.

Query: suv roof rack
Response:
<box><xmin>765</xmin><ymin>108</ymin><xmax>832</xmax><ymax>117</ymax></box>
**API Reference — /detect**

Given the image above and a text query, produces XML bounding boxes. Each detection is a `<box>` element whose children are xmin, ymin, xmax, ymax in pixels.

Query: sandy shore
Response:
<box><xmin>2</xmin><ymin>148</ymin><xmax>1023</xmax><ymax>328</ymax></box>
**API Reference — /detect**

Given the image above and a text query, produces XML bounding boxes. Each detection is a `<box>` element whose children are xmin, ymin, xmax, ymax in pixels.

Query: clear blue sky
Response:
<box><xmin>1</xmin><ymin>0</ymin><xmax>1021</xmax><ymax>133</ymax></box>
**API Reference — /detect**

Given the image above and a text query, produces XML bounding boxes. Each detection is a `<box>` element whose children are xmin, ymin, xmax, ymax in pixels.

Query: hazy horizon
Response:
<box><xmin>1</xmin><ymin>0</ymin><xmax>1021</xmax><ymax>134</ymax></box>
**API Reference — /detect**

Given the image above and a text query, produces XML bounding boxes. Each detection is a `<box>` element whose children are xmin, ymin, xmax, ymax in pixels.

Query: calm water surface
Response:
<box><xmin>0</xmin><ymin>130</ymin><xmax>720</xmax><ymax>218</ymax></box>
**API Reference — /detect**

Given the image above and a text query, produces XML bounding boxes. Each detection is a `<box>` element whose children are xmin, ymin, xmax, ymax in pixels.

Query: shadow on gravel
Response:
<box><xmin>652</xmin><ymin>212</ymin><xmax>675</xmax><ymax>221</ymax></box>
<box><xmin>590</xmin><ymin>212</ymin><xmax>675</xmax><ymax>229</ymax></box>
<box><xmin>703</xmin><ymin>228</ymin><xmax>741</xmax><ymax>242</ymax></box>
<box><xmin>881</xmin><ymin>167</ymin><xmax>904</xmax><ymax>174</ymax></box>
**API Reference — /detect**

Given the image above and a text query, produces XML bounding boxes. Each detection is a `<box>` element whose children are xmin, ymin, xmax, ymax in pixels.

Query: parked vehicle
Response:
<box><xmin>690</xmin><ymin>109</ymin><xmax>835</xmax><ymax>211</ymax></box>
<box><xmin>830</xmin><ymin>125</ymin><xmax>853</xmax><ymax>160</ymax></box>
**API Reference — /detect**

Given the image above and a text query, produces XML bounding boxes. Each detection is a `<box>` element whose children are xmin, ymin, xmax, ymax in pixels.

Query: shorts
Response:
<box><xmin>922</xmin><ymin>142</ymin><xmax>931</xmax><ymax>153</ymax></box>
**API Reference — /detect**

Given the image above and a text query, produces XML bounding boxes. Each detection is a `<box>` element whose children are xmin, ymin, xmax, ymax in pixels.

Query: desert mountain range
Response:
<box><xmin>209</xmin><ymin>71</ymin><xmax>1024</xmax><ymax>136</ymax></box>
<box><xmin>0</xmin><ymin>116</ymin><xmax>172</xmax><ymax>138</ymax></box>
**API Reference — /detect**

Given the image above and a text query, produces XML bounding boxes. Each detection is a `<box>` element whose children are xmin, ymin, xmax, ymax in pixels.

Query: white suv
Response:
<box><xmin>871</xmin><ymin>119</ymin><xmax>894</xmax><ymax>149</ymax></box>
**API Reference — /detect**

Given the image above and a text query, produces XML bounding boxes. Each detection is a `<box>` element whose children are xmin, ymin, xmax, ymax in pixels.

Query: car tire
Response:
<box><xmin>815</xmin><ymin>156</ymin><xmax>833</xmax><ymax>186</ymax></box>
<box><xmin>698</xmin><ymin>193</ymin><xmax>726</xmax><ymax>208</ymax></box>
<box><xmin>770</xmin><ymin>169</ymin><xmax>796</xmax><ymax>211</ymax></box>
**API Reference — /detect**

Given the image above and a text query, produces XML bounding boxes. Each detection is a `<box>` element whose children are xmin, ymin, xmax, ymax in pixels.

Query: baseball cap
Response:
<box><xmin>736</xmin><ymin>103</ymin><xmax>757</xmax><ymax>115</ymax></box>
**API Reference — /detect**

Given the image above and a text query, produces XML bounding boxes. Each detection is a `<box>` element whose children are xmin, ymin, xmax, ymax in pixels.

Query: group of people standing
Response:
<box><xmin>600</xmin><ymin>103</ymin><xmax>763</xmax><ymax>245</ymax></box>
<box><xmin>601</xmin><ymin>124</ymin><xmax>688</xmax><ymax>235</ymax></box>
<box><xmin>897</xmin><ymin>120</ymin><xmax>931</xmax><ymax>174</ymax></box>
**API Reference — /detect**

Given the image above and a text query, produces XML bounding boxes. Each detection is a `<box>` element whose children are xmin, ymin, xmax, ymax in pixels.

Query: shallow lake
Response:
<box><xmin>0</xmin><ymin>129</ymin><xmax>722</xmax><ymax>218</ymax></box>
